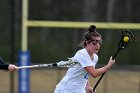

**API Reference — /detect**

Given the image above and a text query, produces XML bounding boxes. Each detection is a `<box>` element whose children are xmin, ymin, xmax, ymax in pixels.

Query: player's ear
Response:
<box><xmin>85</xmin><ymin>41</ymin><xmax>89</xmax><ymax>45</ymax></box>
<box><xmin>87</xmin><ymin>40</ymin><xmax>91</xmax><ymax>44</ymax></box>
<box><xmin>84</xmin><ymin>40</ymin><xmax>91</xmax><ymax>46</ymax></box>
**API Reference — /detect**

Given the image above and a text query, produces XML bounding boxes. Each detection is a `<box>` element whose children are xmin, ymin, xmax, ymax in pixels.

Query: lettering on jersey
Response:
<box><xmin>84</xmin><ymin>73</ymin><xmax>89</xmax><ymax>79</ymax></box>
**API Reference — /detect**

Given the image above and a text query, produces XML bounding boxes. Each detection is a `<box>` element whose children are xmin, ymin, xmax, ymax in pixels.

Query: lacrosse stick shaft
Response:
<box><xmin>18</xmin><ymin>65</ymin><xmax>40</xmax><ymax>69</ymax></box>
<box><xmin>18</xmin><ymin>59</ymin><xmax>79</xmax><ymax>69</ymax></box>
<box><xmin>93</xmin><ymin>48</ymin><xmax>121</xmax><ymax>91</ymax></box>
<box><xmin>18</xmin><ymin>63</ymin><xmax>57</xmax><ymax>69</ymax></box>
<box><xmin>93</xmin><ymin>30</ymin><xmax>135</xmax><ymax>91</ymax></box>
<box><xmin>112</xmin><ymin>48</ymin><xmax>121</xmax><ymax>60</ymax></box>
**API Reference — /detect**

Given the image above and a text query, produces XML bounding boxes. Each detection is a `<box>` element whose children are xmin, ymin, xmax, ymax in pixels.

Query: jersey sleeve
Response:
<box><xmin>0</xmin><ymin>64</ymin><xmax>9</xmax><ymax>70</ymax></box>
<box><xmin>74</xmin><ymin>51</ymin><xmax>93</xmax><ymax>67</ymax></box>
<box><xmin>92</xmin><ymin>54</ymin><xmax>99</xmax><ymax>67</ymax></box>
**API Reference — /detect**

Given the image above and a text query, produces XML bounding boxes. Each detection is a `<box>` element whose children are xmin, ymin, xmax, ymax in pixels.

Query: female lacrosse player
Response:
<box><xmin>0</xmin><ymin>64</ymin><xmax>18</xmax><ymax>71</ymax></box>
<box><xmin>54</xmin><ymin>25</ymin><xmax>115</xmax><ymax>93</ymax></box>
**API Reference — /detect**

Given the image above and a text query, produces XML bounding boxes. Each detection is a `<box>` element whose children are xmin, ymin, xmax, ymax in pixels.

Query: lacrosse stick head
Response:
<box><xmin>118</xmin><ymin>30</ymin><xmax>135</xmax><ymax>50</ymax></box>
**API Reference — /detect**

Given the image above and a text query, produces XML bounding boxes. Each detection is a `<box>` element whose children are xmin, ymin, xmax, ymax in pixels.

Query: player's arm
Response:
<box><xmin>85</xmin><ymin>56</ymin><xmax>115</xmax><ymax>78</ymax></box>
<box><xmin>86</xmin><ymin>80</ymin><xmax>96</xmax><ymax>93</ymax></box>
<box><xmin>85</xmin><ymin>66</ymin><xmax>107</xmax><ymax>78</ymax></box>
<box><xmin>0</xmin><ymin>64</ymin><xmax>9</xmax><ymax>70</ymax></box>
<box><xmin>86</xmin><ymin>80</ymin><xmax>93</xmax><ymax>93</ymax></box>
<box><xmin>0</xmin><ymin>64</ymin><xmax>18</xmax><ymax>71</ymax></box>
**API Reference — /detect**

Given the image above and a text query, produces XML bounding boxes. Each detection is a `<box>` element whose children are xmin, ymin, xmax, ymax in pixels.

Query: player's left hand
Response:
<box><xmin>86</xmin><ymin>87</ymin><xmax>96</xmax><ymax>93</ymax></box>
<box><xmin>8</xmin><ymin>64</ymin><xmax>18</xmax><ymax>71</ymax></box>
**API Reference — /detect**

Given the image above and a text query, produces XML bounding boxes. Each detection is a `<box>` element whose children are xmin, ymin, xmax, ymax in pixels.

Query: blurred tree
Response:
<box><xmin>0</xmin><ymin>0</ymin><xmax>140</xmax><ymax>65</ymax></box>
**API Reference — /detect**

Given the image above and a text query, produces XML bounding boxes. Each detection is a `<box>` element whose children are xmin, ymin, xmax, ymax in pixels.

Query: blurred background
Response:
<box><xmin>0</xmin><ymin>0</ymin><xmax>140</xmax><ymax>93</ymax></box>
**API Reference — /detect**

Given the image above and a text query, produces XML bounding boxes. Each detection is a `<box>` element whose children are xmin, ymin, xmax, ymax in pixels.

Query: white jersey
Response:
<box><xmin>54</xmin><ymin>48</ymin><xmax>98</xmax><ymax>93</ymax></box>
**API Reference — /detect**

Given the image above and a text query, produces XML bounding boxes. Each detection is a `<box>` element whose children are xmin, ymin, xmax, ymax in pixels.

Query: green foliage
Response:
<box><xmin>0</xmin><ymin>0</ymin><xmax>140</xmax><ymax>65</ymax></box>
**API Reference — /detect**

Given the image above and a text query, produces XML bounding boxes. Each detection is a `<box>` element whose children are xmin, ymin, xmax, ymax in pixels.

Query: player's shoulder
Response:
<box><xmin>77</xmin><ymin>48</ymin><xmax>86</xmax><ymax>53</ymax></box>
<box><xmin>93</xmin><ymin>53</ymin><xmax>98</xmax><ymax>58</ymax></box>
<box><xmin>74</xmin><ymin>48</ymin><xmax>86</xmax><ymax>56</ymax></box>
<box><xmin>93</xmin><ymin>53</ymin><xmax>99</xmax><ymax>61</ymax></box>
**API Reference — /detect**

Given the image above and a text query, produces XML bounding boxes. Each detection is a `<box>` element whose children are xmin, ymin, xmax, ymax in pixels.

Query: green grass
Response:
<box><xmin>0</xmin><ymin>69</ymin><xmax>139</xmax><ymax>93</ymax></box>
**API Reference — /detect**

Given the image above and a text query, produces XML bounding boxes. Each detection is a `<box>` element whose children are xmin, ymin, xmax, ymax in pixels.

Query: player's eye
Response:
<box><xmin>91</xmin><ymin>39</ymin><xmax>103</xmax><ymax>45</ymax></box>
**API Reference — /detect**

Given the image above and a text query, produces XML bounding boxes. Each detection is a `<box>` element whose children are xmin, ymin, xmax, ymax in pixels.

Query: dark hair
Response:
<box><xmin>83</xmin><ymin>25</ymin><xmax>101</xmax><ymax>46</ymax></box>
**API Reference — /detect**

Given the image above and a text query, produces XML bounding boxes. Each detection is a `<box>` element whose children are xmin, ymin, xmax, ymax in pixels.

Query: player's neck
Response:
<box><xmin>86</xmin><ymin>48</ymin><xmax>94</xmax><ymax>59</ymax></box>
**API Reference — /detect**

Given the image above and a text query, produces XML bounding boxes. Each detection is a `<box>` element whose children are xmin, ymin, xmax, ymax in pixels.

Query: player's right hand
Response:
<box><xmin>107</xmin><ymin>56</ymin><xmax>115</xmax><ymax>69</ymax></box>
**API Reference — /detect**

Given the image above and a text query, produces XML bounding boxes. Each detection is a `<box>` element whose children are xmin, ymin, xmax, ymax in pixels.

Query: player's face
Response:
<box><xmin>89</xmin><ymin>36</ymin><xmax>102</xmax><ymax>54</ymax></box>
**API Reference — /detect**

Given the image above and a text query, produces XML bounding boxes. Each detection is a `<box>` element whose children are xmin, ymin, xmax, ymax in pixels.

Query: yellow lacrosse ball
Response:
<box><xmin>123</xmin><ymin>36</ymin><xmax>129</xmax><ymax>42</ymax></box>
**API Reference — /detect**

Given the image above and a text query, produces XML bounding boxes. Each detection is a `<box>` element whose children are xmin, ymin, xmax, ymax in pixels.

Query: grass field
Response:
<box><xmin>0</xmin><ymin>68</ymin><xmax>139</xmax><ymax>93</ymax></box>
